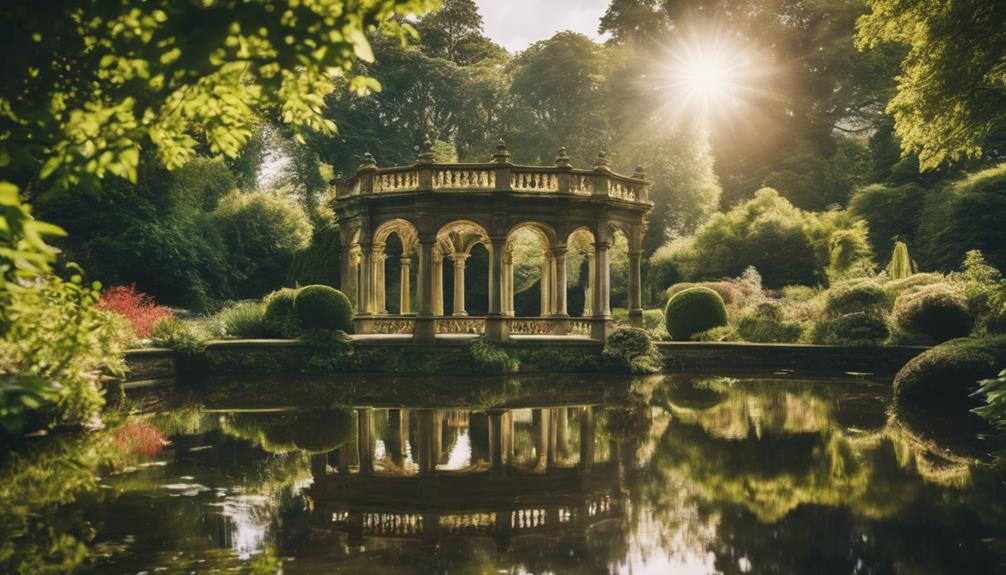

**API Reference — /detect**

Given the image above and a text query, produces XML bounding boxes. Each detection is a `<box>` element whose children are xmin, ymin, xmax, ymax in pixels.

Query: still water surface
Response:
<box><xmin>3</xmin><ymin>373</ymin><xmax>1005</xmax><ymax>574</ymax></box>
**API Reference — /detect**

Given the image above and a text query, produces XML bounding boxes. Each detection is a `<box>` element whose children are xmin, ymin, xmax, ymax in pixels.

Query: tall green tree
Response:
<box><xmin>857</xmin><ymin>0</ymin><xmax>1006</xmax><ymax>170</ymax></box>
<box><xmin>417</xmin><ymin>0</ymin><xmax>506</xmax><ymax>65</ymax></box>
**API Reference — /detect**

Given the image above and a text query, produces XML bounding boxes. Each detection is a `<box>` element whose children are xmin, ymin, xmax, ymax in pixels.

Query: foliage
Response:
<box><xmin>916</xmin><ymin>165</ymin><xmax>1006</xmax><ymax>274</ymax></box>
<box><xmin>150</xmin><ymin>318</ymin><xmax>207</xmax><ymax>357</ymax></box>
<box><xmin>210</xmin><ymin>191</ymin><xmax>312</xmax><ymax>300</ymax></box>
<box><xmin>894</xmin><ymin>336</ymin><xmax>1006</xmax><ymax>411</ymax></box>
<box><xmin>973</xmin><ymin>369</ymin><xmax>1006</xmax><ymax>436</ymax></box>
<box><xmin>603</xmin><ymin>327</ymin><xmax>663</xmax><ymax>374</ymax></box>
<box><xmin>262</xmin><ymin>289</ymin><xmax>303</xmax><ymax>339</ymax></box>
<box><xmin>857</xmin><ymin>0</ymin><xmax>1006</xmax><ymax>169</ymax></box>
<box><xmin>850</xmin><ymin>182</ymin><xmax>926</xmax><ymax>260</ymax></box>
<box><xmin>893</xmin><ymin>285</ymin><xmax>974</xmax><ymax>343</ymax></box>
<box><xmin>826</xmin><ymin>223</ymin><xmax>875</xmax><ymax>282</ymax></box>
<box><xmin>1</xmin><ymin>273</ymin><xmax>127</xmax><ymax>431</ymax></box>
<box><xmin>96</xmin><ymin>284</ymin><xmax>173</xmax><ymax>339</ymax></box>
<box><xmin>810</xmin><ymin>311</ymin><xmax>889</xmax><ymax>346</ymax></box>
<box><xmin>645</xmin><ymin>244</ymin><xmax>680</xmax><ymax>305</ymax></box>
<box><xmin>948</xmin><ymin>250</ymin><xmax>1006</xmax><ymax>332</ymax></box>
<box><xmin>736</xmin><ymin>301</ymin><xmax>803</xmax><ymax>343</ymax></box>
<box><xmin>288</xmin><ymin>222</ymin><xmax>341</xmax><ymax>289</ymax></box>
<box><xmin>664</xmin><ymin>287</ymin><xmax>728</xmax><ymax>341</ymax></box>
<box><xmin>293</xmin><ymin>285</ymin><xmax>353</xmax><ymax>333</ymax></box>
<box><xmin>666</xmin><ymin>189</ymin><xmax>860</xmax><ymax>288</ymax></box>
<box><xmin>217</xmin><ymin>301</ymin><xmax>268</xmax><ymax>339</ymax></box>
<box><xmin>886</xmin><ymin>240</ymin><xmax>915</xmax><ymax>280</ymax></box>
<box><xmin>824</xmin><ymin>279</ymin><xmax>891</xmax><ymax>316</ymax></box>
<box><xmin>468</xmin><ymin>339</ymin><xmax>519</xmax><ymax>374</ymax></box>
<box><xmin>883</xmin><ymin>272</ymin><xmax>945</xmax><ymax>300</ymax></box>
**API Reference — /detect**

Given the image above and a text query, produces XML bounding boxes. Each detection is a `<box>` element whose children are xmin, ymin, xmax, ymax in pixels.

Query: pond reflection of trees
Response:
<box><xmin>4</xmin><ymin>374</ymin><xmax>1006</xmax><ymax>574</ymax></box>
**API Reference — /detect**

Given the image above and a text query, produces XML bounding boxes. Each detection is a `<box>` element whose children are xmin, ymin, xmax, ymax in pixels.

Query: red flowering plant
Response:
<box><xmin>97</xmin><ymin>284</ymin><xmax>173</xmax><ymax>339</ymax></box>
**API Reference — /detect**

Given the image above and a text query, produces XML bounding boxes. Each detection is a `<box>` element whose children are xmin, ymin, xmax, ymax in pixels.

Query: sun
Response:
<box><xmin>656</xmin><ymin>27</ymin><xmax>768</xmax><ymax>128</ymax></box>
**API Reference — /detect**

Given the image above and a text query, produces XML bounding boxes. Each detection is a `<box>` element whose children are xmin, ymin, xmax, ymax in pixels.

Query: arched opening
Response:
<box><xmin>372</xmin><ymin>219</ymin><xmax>419</xmax><ymax>315</ymax></box>
<box><xmin>436</xmin><ymin>220</ymin><xmax>491</xmax><ymax>317</ymax></box>
<box><xmin>505</xmin><ymin>224</ymin><xmax>554</xmax><ymax>317</ymax></box>
<box><xmin>567</xmin><ymin>228</ymin><xmax>596</xmax><ymax>318</ymax></box>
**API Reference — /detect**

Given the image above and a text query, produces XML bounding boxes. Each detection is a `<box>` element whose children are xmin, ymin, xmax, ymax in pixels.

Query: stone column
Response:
<box><xmin>433</xmin><ymin>252</ymin><xmax>444</xmax><ymax>316</ymax></box>
<box><xmin>374</xmin><ymin>250</ymin><xmax>387</xmax><ymax>314</ymax></box>
<box><xmin>584</xmin><ymin>250</ymin><xmax>594</xmax><ymax>317</ymax></box>
<box><xmin>400</xmin><ymin>257</ymin><xmax>411</xmax><ymax>314</ymax></box>
<box><xmin>414</xmin><ymin>238</ymin><xmax>436</xmax><ymax>342</ymax></box>
<box><xmin>628</xmin><ymin>249</ymin><xmax>643</xmax><ymax>327</ymax></box>
<box><xmin>553</xmin><ymin>247</ymin><xmax>568</xmax><ymax>317</ymax></box>
<box><xmin>591</xmin><ymin>240</ymin><xmax>611</xmax><ymax>340</ymax></box>
<box><xmin>485</xmin><ymin>238</ymin><xmax>508</xmax><ymax>341</ymax></box>
<box><xmin>451</xmin><ymin>253</ymin><xmax>469</xmax><ymax>316</ymax></box>
<box><xmin>503</xmin><ymin>252</ymin><xmax>515</xmax><ymax>315</ymax></box>
<box><xmin>539</xmin><ymin>252</ymin><xmax>551</xmax><ymax>317</ymax></box>
<box><xmin>488</xmin><ymin>409</ymin><xmax>505</xmax><ymax>474</ymax></box>
<box><xmin>358</xmin><ymin>244</ymin><xmax>373</xmax><ymax>315</ymax></box>
<box><xmin>593</xmin><ymin>241</ymin><xmax>611</xmax><ymax>316</ymax></box>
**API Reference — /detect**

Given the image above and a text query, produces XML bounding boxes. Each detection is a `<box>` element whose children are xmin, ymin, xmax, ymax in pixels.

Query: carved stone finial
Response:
<box><xmin>555</xmin><ymin>147</ymin><xmax>571</xmax><ymax>168</ymax></box>
<box><xmin>360</xmin><ymin>151</ymin><xmax>377</xmax><ymax>170</ymax></box>
<box><xmin>633</xmin><ymin>165</ymin><xmax>647</xmax><ymax>179</ymax></box>
<box><xmin>492</xmin><ymin>138</ymin><xmax>511</xmax><ymax>164</ymax></box>
<box><xmin>418</xmin><ymin>135</ymin><xmax>435</xmax><ymax>163</ymax></box>
<box><xmin>593</xmin><ymin>150</ymin><xmax>610</xmax><ymax>171</ymax></box>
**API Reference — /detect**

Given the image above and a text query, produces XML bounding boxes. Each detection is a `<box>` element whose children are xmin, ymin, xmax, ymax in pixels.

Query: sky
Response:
<box><xmin>475</xmin><ymin>0</ymin><xmax>611</xmax><ymax>52</ymax></box>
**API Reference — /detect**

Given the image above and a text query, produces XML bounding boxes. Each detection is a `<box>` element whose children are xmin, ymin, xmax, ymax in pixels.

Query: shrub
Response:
<box><xmin>262</xmin><ymin>288</ymin><xmax>302</xmax><ymax>338</ymax></box>
<box><xmin>826</xmin><ymin>223</ymin><xmax>875</xmax><ymax>281</ymax></box>
<box><xmin>293</xmin><ymin>285</ymin><xmax>353</xmax><ymax>332</ymax></box>
<box><xmin>288</xmin><ymin>222</ymin><xmax>341</xmax><ymax>288</ymax></box>
<box><xmin>97</xmin><ymin>284</ymin><xmax>173</xmax><ymax>338</ymax></box>
<box><xmin>666</xmin><ymin>188</ymin><xmax>861</xmax><ymax>288</ymax></box>
<box><xmin>469</xmin><ymin>339</ymin><xmax>519</xmax><ymax>374</ymax></box>
<box><xmin>824</xmin><ymin>280</ymin><xmax>891</xmax><ymax>316</ymax></box>
<box><xmin>894</xmin><ymin>336</ymin><xmax>1006</xmax><ymax>411</ymax></box>
<box><xmin>209</xmin><ymin>190</ymin><xmax>312</xmax><ymax>299</ymax></box>
<box><xmin>603</xmin><ymin>327</ymin><xmax>663</xmax><ymax>374</ymax></box>
<box><xmin>974</xmin><ymin>369</ymin><xmax>1006</xmax><ymax>434</ymax></box>
<box><xmin>150</xmin><ymin>318</ymin><xmax>206</xmax><ymax>356</ymax></box>
<box><xmin>886</xmin><ymin>240</ymin><xmax>915</xmax><ymax>280</ymax></box>
<box><xmin>736</xmin><ymin>301</ymin><xmax>803</xmax><ymax>343</ymax></box>
<box><xmin>217</xmin><ymin>301</ymin><xmax>267</xmax><ymax>339</ymax></box>
<box><xmin>849</xmin><ymin>182</ymin><xmax>926</xmax><ymax>260</ymax></box>
<box><xmin>664</xmin><ymin>287</ymin><xmax>728</xmax><ymax>341</ymax></box>
<box><xmin>893</xmin><ymin>284</ymin><xmax>974</xmax><ymax>342</ymax></box>
<box><xmin>810</xmin><ymin>312</ymin><xmax>889</xmax><ymax>345</ymax></box>
<box><xmin>883</xmin><ymin>272</ymin><xmax>946</xmax><ymax>300</ymax></box>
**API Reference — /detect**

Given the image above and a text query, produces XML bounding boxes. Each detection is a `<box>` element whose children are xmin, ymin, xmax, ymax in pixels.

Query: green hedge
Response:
<box><xmin>824</xmin><ymin>280</ymin><xmax>891</xmax><ymax>316</ymax></box>
<box><xmin>893</xmin><ymin>284</ymin><xmax>974</xmax><ymax>343</ymax></box>
<box><xmin>894</xmin><ymin>336</ymin><xmax>1006</xmax><ymax>411</ymax></box>
<box><xmin>294</xmin><ymin>285</ymin><xmax>353</xmax><ymax>332</ymax></box>
<box><xmin>664</xmin><ymin>287</ymin><xmax>728</xmax><ymax>341</ymax></box>
<box><xmin>262</xmin><ymin>288</ymin><xmax>302</xmax><ymax>338</ymax></box>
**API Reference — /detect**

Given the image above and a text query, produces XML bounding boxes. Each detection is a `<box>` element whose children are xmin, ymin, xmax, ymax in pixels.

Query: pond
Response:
<box><xmin>2</xmin><ymin>372</ymin><xmax>1005</xmax><ymax>574</ymax></box>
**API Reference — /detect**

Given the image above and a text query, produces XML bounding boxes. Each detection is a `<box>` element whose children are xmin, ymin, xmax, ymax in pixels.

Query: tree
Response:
<box><xmin>507</xmin><ymin>32</ymin><xmax>612</xmax><ymax>165</ymax></box>
<box><xmin>857</xmin><ymin>0</ymin><xmax>1006</xmax><ymax>170</ymax></box>
<box><xmin>417</xmin><ymin>0</ymin><xmax>506</xmax><ymax>65</ymax></box>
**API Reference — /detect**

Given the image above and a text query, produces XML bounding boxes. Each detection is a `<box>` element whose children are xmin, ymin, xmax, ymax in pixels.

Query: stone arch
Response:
<box><xmin>503</xmin><ymin>222</ymin><xmax>559</xmax><ymax>317</ymax></box>
<box><xmin>370</xmin><ymin>218</ymin><xmax>420</xmax><ymax>314</ymax></box>
<box><xmin>436</xmin><ymin>220</ymin><xmax>492</xmax><ymax>316</ymax></box>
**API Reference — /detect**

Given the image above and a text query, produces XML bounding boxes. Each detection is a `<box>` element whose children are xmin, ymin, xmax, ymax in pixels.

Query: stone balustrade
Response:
<box><xmin>334</xmin><ymin>144</ymin><xmax>649</xmax><ymax>204</ymax></box>
<box><xmin>354</xmin><ymin>315</ymin><xmax>604</xmax><ymax>337</ymax></box>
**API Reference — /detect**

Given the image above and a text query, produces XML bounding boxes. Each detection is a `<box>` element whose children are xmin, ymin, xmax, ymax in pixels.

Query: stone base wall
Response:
<box><xmin>123</xmin><ymin>340</ymin><xmax>928</xmax><ymax>381</ymax></box>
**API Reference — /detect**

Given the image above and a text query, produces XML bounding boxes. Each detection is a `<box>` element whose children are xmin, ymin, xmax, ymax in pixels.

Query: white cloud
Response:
<box><xmin>475</xmin><ymin>0</ymin><xmax>611</xmax><ymax>52</ymax></box>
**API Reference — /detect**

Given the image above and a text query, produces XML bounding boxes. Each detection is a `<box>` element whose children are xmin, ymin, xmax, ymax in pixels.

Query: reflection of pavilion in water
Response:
<box><xmin>308</xmin><ymin>405</ymin><xmax>627</xmax><ymax>551</ymax></box>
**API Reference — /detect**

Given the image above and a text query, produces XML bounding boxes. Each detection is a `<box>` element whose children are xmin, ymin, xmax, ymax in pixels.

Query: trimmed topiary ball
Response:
<box><xmin>883</xmin><ymin>272</ymin><xmax>946</xmax><ymax>300</ymax></box>
<box><xmin>893</xmin><ymin>284</ymin><xmax>974</xmax><ymax>343</ymax></box>
<box><xmin>810</xmin><ymin>312</ymin><xmax>889</xmax><ymax>345</ymax></box>
<box><xmin>824</xmin><ymin>280</ymin><xmax>891</xmax><ymax>316</ymax></box>
<box><xmin>290</xmin><ymin>408</ymin><xmax>354</xmax><ymax>453</ymax></box>
<box><xmin>262</xmin><ymin>288</ymin><xmax>302</xmax><ymax>338</ymax></box>
<box><xmin>664</xmin><ymin>287</ymin><xmax>728</xmax><ymax>341</ymax></box>
<box><xmin>893</xmin><ymin>336</ymin><xmax>1006</xmax><ymax>411</ymax></box>
<box><xmin>294</xmin><ymin>285</ymin><xmax>354</xmax><ymax>332</ymax></box>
